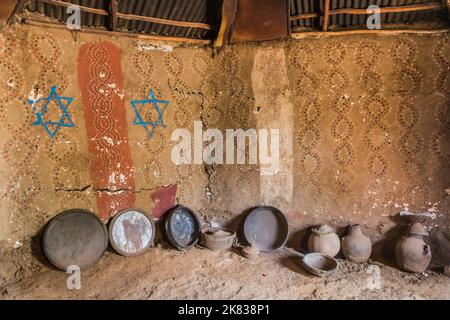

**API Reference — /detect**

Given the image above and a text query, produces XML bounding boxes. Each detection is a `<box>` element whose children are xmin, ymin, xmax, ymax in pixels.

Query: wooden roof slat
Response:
<box><xmin>115</xmin><ymin>12</ymin><xmax>214</xmax><ymax>31</ymax></box>
<box><xmin>290</xmin><ymin>1</ymin><xmax>446</xmax><ymax>21</ymax></box>
<box><xmin>38</xmin><ymin>0</ymin><xmax>109</xmax><ymax>16</ymax></box>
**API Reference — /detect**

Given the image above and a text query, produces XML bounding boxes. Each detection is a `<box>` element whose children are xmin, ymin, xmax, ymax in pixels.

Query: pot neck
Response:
<box><xmin>349</xmin><ymin>224</ymin><xmax>362</xmax><ymax>234</ymax></box>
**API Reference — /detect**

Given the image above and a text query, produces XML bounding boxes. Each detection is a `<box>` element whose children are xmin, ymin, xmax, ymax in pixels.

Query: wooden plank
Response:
<box><xmin>230</xmin><ymin>0</ymin><xmax>289</xmax><ymax>43</ymax></box>
<box><xmin>291</xmin><ymin>28</ymin><xmax>449</xmax><ymax>39</ymax></box>
<box><xmin>323</xmin><ymin>0</ymin><xmax>330</xmax><ymax>32</ymax></box>
<box><xmin>115</xmin><ymin>12</ymin><xmax>214</xmax><ymax>30</ymax></box>
<box><xmin>23</xmin><ymin>18</ymin><xmax>212</xmax><ymax>45</ymax></box>
<box><xmin>447</xmin><ymin>0</ymin><xmax>450</xmax><ymax>18</ymax></box>
<box><xmin>290</xmin><ymin>1</ymin><xmax>445</xmax><ymax>21</ymax></box>
<box><xmin>329</xmin><ymin>2</ymin><xmax>444</xmax><ymax>15</ymax></box>
<box><xmin>289</xmin><ymin>12</ymin><xmax>321</xmax><ymax>20</ymax></box>
<box><xmin>214</xmin><ymin>0</ymin><xmax>238</xmax><ymax>47</ymax></box>
<box><xmin>0</xmin><ymin>0</ymin><xmax>19</xmax><ymax>23</ymax></box>
<box><xmin>38</xmin><ymin>0</ymin><xmax>109</xmax><ymax>15</ymax></box>
<box><xmin>110</xmin><ymin>0</ymin><xmax>118</xmax><ymax>31</ymax></box>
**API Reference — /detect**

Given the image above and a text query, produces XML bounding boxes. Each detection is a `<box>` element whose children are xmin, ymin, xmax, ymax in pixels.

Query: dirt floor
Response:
<box><xmin>1</xmin><ymin>244</ymin><xmax>450</xmax><ymax>300</ymax></box>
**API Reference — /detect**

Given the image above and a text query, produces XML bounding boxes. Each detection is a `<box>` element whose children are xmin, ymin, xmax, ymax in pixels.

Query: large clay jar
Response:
<box><xmin>341</xmin><ymin>224</ymin><xmax>372</xmax><ymax>263</ymax></box>
<box><xmin>395</xmin><ymin>223</ymin><xmax>431</xmax><ymax>273</ymax></box>
<box><xmin>308</xmin><ymin>224</ymin><xmax>340</xmax><ymax>257</ymax></box>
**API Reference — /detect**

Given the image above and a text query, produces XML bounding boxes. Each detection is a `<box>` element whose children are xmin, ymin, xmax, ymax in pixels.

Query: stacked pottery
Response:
<box><xmin>308</xmin><ymin>224</ymin><xmax>340</xmax><ymax>257</ymax></box>
<box><xmin>341</xmin><ymin>224</ymin><xmax>372</xmax><ymax>263</ymax></box>
<box><xmin>395</xmin><ymin>222</ymin><xmax>431</xmax><ymax>273</ymax></box>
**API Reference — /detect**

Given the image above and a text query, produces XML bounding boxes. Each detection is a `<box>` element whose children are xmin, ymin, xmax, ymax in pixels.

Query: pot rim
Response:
<box><xmin>312</xmin><ymin>224</ymin><xmax>335</xmax><ymax>236</ymax></box>
<box><xmin>202</xmin><ymin>227</ymin><xmax>236</xmax><ymax>239</ymax></box>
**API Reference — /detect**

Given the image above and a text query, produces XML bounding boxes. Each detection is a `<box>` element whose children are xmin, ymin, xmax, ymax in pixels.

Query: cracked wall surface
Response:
<box><xmin>0</xmin><ymin>25</ymin><xmax>450</xmax><ymax>277</ymax></box>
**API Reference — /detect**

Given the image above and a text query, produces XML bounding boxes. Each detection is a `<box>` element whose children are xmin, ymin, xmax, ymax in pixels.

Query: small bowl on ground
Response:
<box><xmin>202</xmin><ymin>227</ymin><xmax>236</xmax><ymax>251</ymax></box>
<box><xmin>301</xmin><ymin>252</ymin><xmax>338</xmax><ymax>277</ymax></box>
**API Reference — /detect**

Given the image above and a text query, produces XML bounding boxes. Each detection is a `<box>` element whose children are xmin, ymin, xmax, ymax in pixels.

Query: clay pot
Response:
<box><xmin>341</xmin><ymin>224</ymin><xmax>372</xmax><ymax>263</ymax></box>
<box><xmin>395</xmin><ymin>223</ymin><xmax>431</xmax><ymax>273</ymax></box>
<box><xmin>202</xmin><ymin>227</ymin><xmax>236</xmax><ymax>251</ymax></box>
<box><xmin>308</xmin><ymin>224</ymin><xmax>340</xmax><ymax>257</ymax></box>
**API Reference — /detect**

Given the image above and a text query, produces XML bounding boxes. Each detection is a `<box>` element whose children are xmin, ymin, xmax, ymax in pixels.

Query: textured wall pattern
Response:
<box><xmin>285</xmin><ymin>35</ymin><xmax>450</xmax><ymax>227</ymax></box>
<box><xmin>0</xmin><ymin>25</ymin><xmax>449</xmax><ymax>247</ymax></box>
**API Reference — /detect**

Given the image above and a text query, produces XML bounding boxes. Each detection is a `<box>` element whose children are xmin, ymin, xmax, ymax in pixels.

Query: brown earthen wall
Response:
<box><xmin>0</xmin><ymin>25</ymin><xmax>449</xmax><ymax>281</ymax></box>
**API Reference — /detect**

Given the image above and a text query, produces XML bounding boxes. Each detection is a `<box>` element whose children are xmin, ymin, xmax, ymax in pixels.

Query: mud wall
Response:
<box><xmin>0</xmin><ymin>25</ymin><xmax>449</xmax><ymax>275</ymax></box>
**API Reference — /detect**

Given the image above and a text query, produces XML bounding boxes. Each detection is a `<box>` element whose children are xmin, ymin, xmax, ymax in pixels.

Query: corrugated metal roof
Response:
<box><xmin>26</xmin><ymin>0</ymin><xmax>222</xmax><ymax>39</ymax></box>
<box><xmin>289</xmin><ymin>0</ymin><xmax>447</xmax><ymax>30</ymax></box>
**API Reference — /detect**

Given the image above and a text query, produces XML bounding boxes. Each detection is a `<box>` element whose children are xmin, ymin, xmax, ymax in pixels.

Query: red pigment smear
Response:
<box><xmin>151</xmin><ymin>184</ymin><xmax>177</xmax><ymax>219</ymax></box>
<box><xmin>77</xmin><ymin>42</ymin><xmax>135</xmax><ymax>220</ymax></box>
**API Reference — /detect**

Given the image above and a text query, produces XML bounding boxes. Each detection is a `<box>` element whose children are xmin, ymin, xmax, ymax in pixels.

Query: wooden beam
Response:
<box><xmin>322</xmin><ymin>0</ymin><xmax>330</xmax><ymax>32</ymax></box>
<box><xmin>38</xmin><ymin>0</ymin><xmax>109</xmax><ymax>15</ymax></box>
<box><xmin>290</xmin><ymin>1</ymin><xmax>445</xmax><ymax>21</ymax></box>
<box><xmin>446</xmin><ymin>0</ymin><xmax>450</xmax><ymax>18</ymax></box>
<box><xmin>289</xmin><ymin>12</ymin><xmax>320</xmax><ymax>20</ymax></box>
<box><xmin>109</xmin><ymin>0</ymin><xmax>118</xmax><ymax>31</ymax></box>
<box><xmin>291</xmin><ymin>28</ymin><xmax>449</xmax><ymax>39</ymax></box>
<box><xmin>214</xmin><ymin>0</ymin><xmax>237</xmax><ymax>47</ymax></box>
<box><xmin>22</xmin><ymin>18</ymin><xmax>212</xmax><ymax>45</ymax></box>
<box><xmin>330</xmin><ymin>2</ymin><xmax>443</xmax><ymax>15</ymax></box>
<box><xmin>115</xmin><ymin>12</ymin><xmax>214</xmax><ymax>31</ymax></box>
<box><xmin>0</xmin><ymin>0</ymin><xmax>19</xmax><ymax>23</ymax></box>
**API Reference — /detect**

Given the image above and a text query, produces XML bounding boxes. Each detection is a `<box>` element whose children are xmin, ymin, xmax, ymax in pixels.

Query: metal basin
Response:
<box><xmin>242</xmin><ymin>206</ymin><xmax>289</xmax><ymax>252</ymax></box>
<box><xmin>163</xmin><ymin>205</ymin><xmax>201</xmax><ymax>250</ymax></box>
<box><xmin>109</xmin><ymin>208</ymin><xmax>155</xmax><ymax>256</ymax></box>
<box><xmin>43</xmin><ymin>209</ymin><xmax>108</xmax><ymax>270</ymax></box>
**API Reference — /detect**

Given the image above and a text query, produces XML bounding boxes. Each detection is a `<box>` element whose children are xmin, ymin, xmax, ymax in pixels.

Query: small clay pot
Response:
<box><xmin>395</xmin><ymin>223</ymin><xmax>431</xmax><ymax>273</ymax></box>
<box><xmin>202</xmin><ymin>227</ymin><xmax>236</xmax><ymax>251</ymax></box>
<box><xmin>308</xmin><ymin>224</ymin><xmax>340</xmax><ymax>257</ymax></box>
<box><xmin>341</xmin><ymin>224</ymin><xmax>372</xmax><ymax>263</ymax></box>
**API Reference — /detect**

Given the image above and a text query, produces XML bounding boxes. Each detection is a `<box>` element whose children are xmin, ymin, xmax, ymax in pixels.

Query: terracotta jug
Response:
<box><xmin>395</xmin><ymin>223</ymin><xmax>431</xmax><ymax>273</ymax></box>
<box><xmin>308</xmin><ymin>224</ymin><xmax>340</xmax><ymax>257</ymax></box>
<box><xmin>341</xmin><ymin>224</ymin><xmax>372</xmax><ymax>263</ymax></box>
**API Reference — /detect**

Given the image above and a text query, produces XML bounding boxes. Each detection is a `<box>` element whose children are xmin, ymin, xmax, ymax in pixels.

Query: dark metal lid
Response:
<box><xmin>108</xmin><ymin>208</ymin><xmax>156</xmax><ymax>257</ymax></box>
<box><xmin>163</xmin><ymin>205</ymin><xmax>201</xmax><ymax>250</ymax></box>
<box><xmin>43</xmin><ymin>209</ymin><xmax>108</xmax><ymax>271</ymax></box>
<box><xmin>242</xmin><ymin>206</ymin><xmax>289</xmax><ymax>252</ymax></box>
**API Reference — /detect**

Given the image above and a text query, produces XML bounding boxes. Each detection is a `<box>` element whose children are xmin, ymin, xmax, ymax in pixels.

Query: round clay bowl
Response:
<box><xmin>301</xmin><ymin>252</ymin><xmax>338</xmax><ymax>277</ymax></box>
<box><xmin>202</xmin><ymin>227</ymin><xmax>235</xmax><ymax>251</ymax></box>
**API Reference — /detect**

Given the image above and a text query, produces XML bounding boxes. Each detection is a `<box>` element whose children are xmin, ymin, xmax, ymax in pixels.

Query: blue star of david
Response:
<box><xmin>27</xmin><ymin>85</ymin><xmax>75</xmax><ymax>139</ymax></box>
<box><xmin>131</xmin><ymin>89</ymin><xmax>169</xmax><ymax>139</ymax></box>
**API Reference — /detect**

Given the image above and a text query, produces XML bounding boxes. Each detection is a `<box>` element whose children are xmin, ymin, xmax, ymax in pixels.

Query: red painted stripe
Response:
<box><xmin>151</xmin><ymin>184</ymin><xmax>177</xmax><ymax>219</ymax></box>
<box><xmin>77</xmin><ymin>42</ymin><xmax>135</xmax><ymax>220</ymax></box>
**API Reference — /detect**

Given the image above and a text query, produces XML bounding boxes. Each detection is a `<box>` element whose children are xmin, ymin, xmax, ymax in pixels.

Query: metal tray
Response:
<box><xmin>163</xmin><ymin>205</ymin><xmax>201</xmax><ymax>250</ymax></box>
<box><xmin>242</xmin><ymin>206</ymin><xmax>289</xmax><ymax>252</ymax></box>
<box><xmin>43</xmin><ymin>209</ymin><xmax>108</xmax><ymax>270</ymax></box>
<box><xmin>109</xmin><ymin>208</ymin><xmax>155</xmax><ymax>257</ymax></box>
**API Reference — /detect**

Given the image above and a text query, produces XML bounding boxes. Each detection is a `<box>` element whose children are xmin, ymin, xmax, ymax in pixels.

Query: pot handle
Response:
<box><xmin>423</xmin><ymin>244</ymin><xmax>430</xmax><ymax>255</ymax></box>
